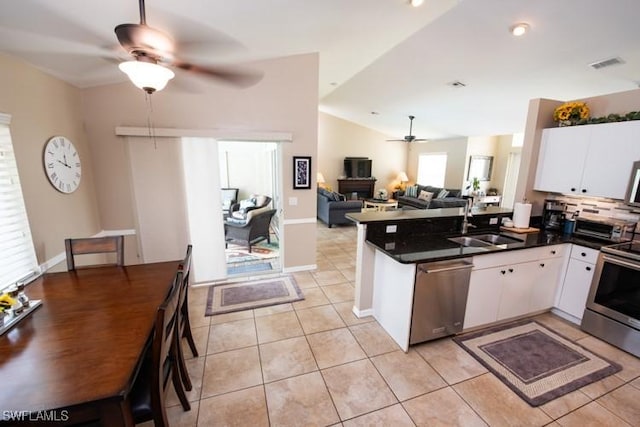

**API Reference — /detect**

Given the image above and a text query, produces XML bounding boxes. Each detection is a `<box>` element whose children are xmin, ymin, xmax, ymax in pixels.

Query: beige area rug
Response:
<box><xmin>205</xmin><ymin>275</ymin><xmax>304</xmax><ymax>316</ymax></box>
<box><xmin>453</xmin><ymin>320</ymin><xmax>621</xmax><ymax>406</ymax></box>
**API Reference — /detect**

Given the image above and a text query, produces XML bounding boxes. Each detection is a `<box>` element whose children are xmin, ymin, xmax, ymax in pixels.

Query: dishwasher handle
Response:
<box><xmin>418</xmin><ymin>261</ymin><xmax>473</xmax><ymax>274</ymax></box>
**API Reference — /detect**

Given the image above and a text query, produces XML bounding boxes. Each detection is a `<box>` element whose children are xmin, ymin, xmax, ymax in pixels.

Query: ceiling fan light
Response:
<box><xmin>118</xmin><ymin>60</ymin><xmax>175</xmax><ymax>93</ymax></box>
<box><xmin>510</xmin><ymin>22</ymin><xmax>529</xmax><ymax>37</ymax></box>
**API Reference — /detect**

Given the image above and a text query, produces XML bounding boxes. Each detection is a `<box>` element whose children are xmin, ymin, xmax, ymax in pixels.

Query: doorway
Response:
<box><xmin>218</xmin><ymin>141</ymin><xmax>282</xmax><ymax>278</ymax></box>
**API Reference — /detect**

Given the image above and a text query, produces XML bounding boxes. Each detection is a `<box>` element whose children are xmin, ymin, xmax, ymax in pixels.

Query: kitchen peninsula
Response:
<box><xmin>346</xmin><ymin>207</ymin><xmax>604</xmax><ymax>351</ymax></box>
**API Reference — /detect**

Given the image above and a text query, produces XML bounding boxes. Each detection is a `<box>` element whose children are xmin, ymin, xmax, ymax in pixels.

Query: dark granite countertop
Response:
<box><xmin>348</xmin><ymin>204</ymin><xmax>613</xmax><ymax>264</ymax></box>
<box><xmin>367</xmin><ymin>229</ymin><xmax>611</xmax><ymax>264</ymax></box>
<box><xmin>346</xmin><ymin>205</ymin><xmax>513</xmax><ymax>223</ymax></box>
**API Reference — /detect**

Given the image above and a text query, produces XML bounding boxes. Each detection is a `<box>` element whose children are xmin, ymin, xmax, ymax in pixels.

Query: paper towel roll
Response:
<box><xmin>513</xmin><ymin>202</ymin><xmax>532</xmax><ymax>228</ymax></box>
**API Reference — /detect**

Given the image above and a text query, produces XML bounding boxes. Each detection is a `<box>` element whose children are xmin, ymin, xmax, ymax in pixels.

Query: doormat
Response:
<box><xmin>226</xmin><ymin>238</ymin><xmax>279</xmax><ymax>260</ymax></box>
<box><xmin>206</xmin><ymin>275</ymin><xmax>304</xmax><ymax>316</ymax></box>
<box><xmin>227</xmin><ymin>262</ymin><xmax>273</xmax><ymax>276</ymax></box>
<box><xmin>453</xmin><ymin>320</ymin><xmax>621</xmax><ymax>407</ymax></box>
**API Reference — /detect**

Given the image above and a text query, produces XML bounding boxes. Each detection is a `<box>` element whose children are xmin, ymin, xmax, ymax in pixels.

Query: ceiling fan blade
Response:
<box><xmin>114</xmin><ymin>23</ymin><xmax>175</xmax><ymax>59</ymax></box>
<box><xmin>172</xmin><ymin>60</ymin><xmax>263</xmax><ymax>88</ymax></box>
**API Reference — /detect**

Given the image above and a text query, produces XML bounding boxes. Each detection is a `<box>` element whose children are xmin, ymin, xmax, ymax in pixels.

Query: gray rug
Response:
<box><xmin>227</xmin><ymin>262</ymin><xmax>273</xmax><ymax>276</ymax></box>
<box><xmin>206</xmin><ymin>275</ymin><xmax>304</xmax><ymax>315</ymax></box>
<box><xmin>453</xmin><ymin>320</ymin><xmax>621</xmax><ymax>406</ymax></box>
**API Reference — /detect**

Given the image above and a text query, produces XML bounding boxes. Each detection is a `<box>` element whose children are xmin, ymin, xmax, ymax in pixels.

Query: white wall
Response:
<box><xmin>407</xmin><ymin>137</ymin><xmax>468</xmax><ymax>189</ymax></box>
<box><xmin>81</xmin><ymin>53</ymin><xmax>319</xmax><ymax>270</ymax></box>
<box><xmin>318</xmin><ymin>112</ymin><xmax>407</xmax><ymax>194</ymax></box>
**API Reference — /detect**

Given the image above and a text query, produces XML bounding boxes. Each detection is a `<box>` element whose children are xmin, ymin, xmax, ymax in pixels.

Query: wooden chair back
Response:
<box><xmin>65</xmin><ymin>235</ymin><xmax>124</xmax><ymax>270</ymax></box>
<box><xmin>129</xmin><ymin>271</ymin><xmax>190</xmax><ymax>426</ymax></box>
<box><xmin>176</xmin><ymin>245</ymin><xmax>197</xmax><ymax>390</ymax></box>
<box><xmin>151</xmin><ymin>271</ymin><xmax>183</xmax><ymax>427</ymax></box>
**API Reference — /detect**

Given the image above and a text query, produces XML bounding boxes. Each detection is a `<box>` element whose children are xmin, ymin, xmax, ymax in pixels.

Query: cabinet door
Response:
<box><xmin>557</xmin><ymin>259</ymin><xmax>595</xmax><ymax>320</ymax></box>
<box><xmin>581</xmin><ymin>121</ymin><xmax>640</xmax><ymax>199</ymax></box>
<box><xmin>534</xmin><ymin>126</ymin><xmax>591</xmax><ymax>194</ymax></box>
<box><xmin>529</xmin><ymin>257</ymin><xmax>564</xmax><ymax>312</ymax></box>
<box><xmin>497</xmin><ymin>262</ymin><xmax>538</xmax><ymax>320</ymax></box>
<box><xmin>464</xmin><ymin>268</ymin><xmax>502</xmax><ymax>329</ymax></box>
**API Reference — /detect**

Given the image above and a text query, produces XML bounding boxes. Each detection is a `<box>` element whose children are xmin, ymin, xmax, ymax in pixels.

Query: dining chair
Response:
<box><xmin>64</xmin><ymin>235</ymin><xmax>124</xmax><ymax>270</ymax></box>
<box><xmin>129</xmin><ymin>271</ymin><xmax>190</xmax><ymax>427</ymax></box>
<box><xmin>176</xmin><ymin>244</ymin><xmax>197</xmax><ymax>391</ymax></box>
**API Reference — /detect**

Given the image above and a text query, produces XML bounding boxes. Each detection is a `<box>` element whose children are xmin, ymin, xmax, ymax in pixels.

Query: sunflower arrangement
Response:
<box><xmin>553</xmin><ymin>101</ymin><xmax>590</xmax><ymax>125</ymax></box>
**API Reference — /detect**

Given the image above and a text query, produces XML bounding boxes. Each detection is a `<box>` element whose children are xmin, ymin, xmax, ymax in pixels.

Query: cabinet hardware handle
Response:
<box><xmin>551</xmin><ymin>250</ymin><xmax>556</xmax><ymax>255</ymax></box>
<box><xmin>581</xmin><ymin>189</ymin><xmax>587</xmax><ymax>193</ymax></box>
<box><xmin>508</xmin><ymin>268</ymin><xmax>514</xmax><ymax>273</ymax></box>
<box><xmin>500</xmin><ymin>270</ymin><xmax>506</xmax><ymax>275</ymax></box>
<box><xmin>581</xmin><ymin>252</ymin><xmax>586</xmax><ymax>257</ymax></box>
<box><xmin>586</xmin><ymin>266</ymin><xmax>592</xmax><ymax>271</ymax></box>
<box><xmin>571</xmin><ymin>188</ymin><xmax>576</xmax><ymax>192</ymax></box>
<box><xmin>540</xmin><ymin>263</ymin><xmax>545</xmax><ymax>267</ymax></box>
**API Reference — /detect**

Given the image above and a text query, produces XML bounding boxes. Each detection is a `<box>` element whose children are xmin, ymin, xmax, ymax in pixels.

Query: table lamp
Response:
<box><xmin>397</xmin><ymin>172</ymin><xmax>409</xmax><ymax>190</ymax></box>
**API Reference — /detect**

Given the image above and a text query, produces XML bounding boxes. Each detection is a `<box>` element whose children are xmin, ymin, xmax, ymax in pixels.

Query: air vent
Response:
<box><xmin>589</xmin><ymin>57</ymin><xmax>625</xmax><ymax>70</ymax></box>
<box><xmin>448</xmin><ymin>80</ymin><xmax>467</xmax><ymax>88</ymax></box>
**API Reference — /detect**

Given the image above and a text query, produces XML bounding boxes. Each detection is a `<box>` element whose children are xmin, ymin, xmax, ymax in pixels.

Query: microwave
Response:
<box><xmin>625</xmin><ymin>160</ymin><xmax>640</xmax><ymax>207</ymax></box>
<box><xmin>574</xmin><ymin>216</ymin><xmax>637</xmax><ymax>242</ymax></box>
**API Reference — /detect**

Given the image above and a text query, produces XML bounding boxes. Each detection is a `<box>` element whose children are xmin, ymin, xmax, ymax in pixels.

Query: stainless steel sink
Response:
<box><xmin>448</xmin><ymin>233</ymin><xmax>524</xmax><ymax>248</ymax></box>
<box><xmin>472</xmin><ymin>234</ymin><xmax>524</xmax><ymax>245</ymax></box>
<box><xmin>447</xmin><ymin>236</ymin><xmax>492</xmax><ymax>247</ymax></box>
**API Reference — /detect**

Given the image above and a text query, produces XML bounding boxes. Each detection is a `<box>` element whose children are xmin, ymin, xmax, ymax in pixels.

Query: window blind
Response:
<box><xmin>0</xmin><ymin>114</ymin><xmax>39</xmax><ymax>289</ymax></box>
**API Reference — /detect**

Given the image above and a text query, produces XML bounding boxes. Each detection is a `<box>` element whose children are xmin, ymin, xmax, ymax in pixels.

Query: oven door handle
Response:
<box><xmin>601</xmin><ymin>254</ymin><xmax>640</xmax><ymax>272</ymax></box>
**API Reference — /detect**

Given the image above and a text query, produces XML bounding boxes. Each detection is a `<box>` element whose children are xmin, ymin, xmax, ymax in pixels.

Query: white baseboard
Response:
<box><xmin>352</xmin><ymin>306</ymin><xmax>374</xmax><ymax>318</ymax></box>
<box><xmin>283</xmin><ymin>264</ymin><xmax>317</xmax><ymax>273</ymax></box>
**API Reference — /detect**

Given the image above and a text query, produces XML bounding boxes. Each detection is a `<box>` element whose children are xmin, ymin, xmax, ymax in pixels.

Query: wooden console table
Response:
<box><xmin>338</xmin><ymin>179</ymin><xmax>376</xmax><ymax>199</ymax></box>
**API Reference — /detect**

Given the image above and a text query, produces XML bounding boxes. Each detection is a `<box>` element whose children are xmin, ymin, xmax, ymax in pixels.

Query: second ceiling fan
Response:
<box><xmin>387</xmin><ymin>115</ymin><xmax>427</xmax><ymax>143</ymax></box>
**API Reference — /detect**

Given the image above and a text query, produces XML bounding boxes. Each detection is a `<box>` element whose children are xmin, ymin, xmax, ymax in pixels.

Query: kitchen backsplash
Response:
<box><xmin>547</xmin><ymin>194</ymin><xmax>640</xmax><ymax>224</ymax></box>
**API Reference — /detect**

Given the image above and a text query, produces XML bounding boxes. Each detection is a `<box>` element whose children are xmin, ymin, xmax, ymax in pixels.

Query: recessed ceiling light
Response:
<box><xmin>510</xmin><ymin>22</ymin><xmax>529</xmax><ymax>37</ymax></box>
<box><xmin>410</xmin><ymin>0</ymin><xmax>424</xmax><ymax>7</ymax></box>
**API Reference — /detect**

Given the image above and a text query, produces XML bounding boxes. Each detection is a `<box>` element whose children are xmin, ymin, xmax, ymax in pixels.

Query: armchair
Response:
<box><xmin>221</xmin><ymin>188</ymin><xmax>239</xmax><ymax>216</ymax></box>
<box><xmin>228</xmin><ymin>194</ymin><xmax>272</xmax><ymax>218</ymax></box>
<box><xmin>225</xmin><ymin>209</ymin><xmax>277</xmax><ymax>253</ymax></box>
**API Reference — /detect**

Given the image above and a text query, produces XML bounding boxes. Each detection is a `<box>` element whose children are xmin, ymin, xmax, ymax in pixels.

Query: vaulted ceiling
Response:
<box><xmin>2</xmin><ymin>0</ymin><xmax>639</xmax><ymax>139</ymax></box>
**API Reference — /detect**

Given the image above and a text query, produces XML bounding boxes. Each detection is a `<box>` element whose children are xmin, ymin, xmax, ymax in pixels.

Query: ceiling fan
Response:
<box><xmin>114</xmin><ymin>0</ymin><xmax>263</xmax><ymax>93</ymax></box>
<box><xmin>387</xmin><ymin>115</ymin><xmax>428</xmax><ymax>143</ymax></box>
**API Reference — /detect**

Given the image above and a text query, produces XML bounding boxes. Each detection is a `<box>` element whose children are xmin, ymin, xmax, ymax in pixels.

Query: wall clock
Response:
<box><xmin>43</xmin><ymin>136</ymin><xmax>82</xmax><ymax>193</ymax></box>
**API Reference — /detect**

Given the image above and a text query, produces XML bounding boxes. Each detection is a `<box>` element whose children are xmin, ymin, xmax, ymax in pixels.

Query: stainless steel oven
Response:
<box><xmin>581</xmin><ymin>241</ymin><xmax>640</xmax><ymax>357</ymax></box>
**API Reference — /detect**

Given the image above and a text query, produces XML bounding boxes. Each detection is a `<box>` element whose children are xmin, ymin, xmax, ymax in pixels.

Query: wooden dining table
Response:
<box><xmin>0</xmin><ymin>261</ymin><xmax>180</xmax><ymax>426</ymax></box>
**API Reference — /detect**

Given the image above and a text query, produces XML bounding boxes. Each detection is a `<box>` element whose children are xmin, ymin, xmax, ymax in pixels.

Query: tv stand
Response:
<box><xmin>338</xmin><ymin>178</ymin><xmax>376</xmax><ymax>199</ymax></box>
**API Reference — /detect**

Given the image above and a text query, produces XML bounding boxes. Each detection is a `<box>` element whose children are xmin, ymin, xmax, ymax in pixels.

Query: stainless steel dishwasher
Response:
<box><xmin>409</xmin><ymin>258</ymin><xmax>473</xmax><ymax>344</ymax></box>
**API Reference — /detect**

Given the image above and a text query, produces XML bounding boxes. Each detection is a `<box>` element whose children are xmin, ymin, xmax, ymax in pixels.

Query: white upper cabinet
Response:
<box><xmin>534</xmin><ymin>126</ymin><xmax>591</xmax><ymax>195</ymax></box>
<box><xmin>580</xmin><ymin>121</ymin><xmax>640</xmax><ymax>200</ymax></box>
<box><xmin>534</xmin><ymin>121</ymin><xmax>640</xmax><ymax>199</ymax></box>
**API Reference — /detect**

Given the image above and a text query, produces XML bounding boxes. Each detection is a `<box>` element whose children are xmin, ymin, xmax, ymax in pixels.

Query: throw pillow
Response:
<box><xmin>239</xmin><ymin>199</ymin><xmax>256</xmax><ymax>210</ymax></box>
<box><xmin>437</xmin><ymin>189</ymin><xmax>449</xmax><ymax>199</ymax></box>
<box><xmin>418</xmin><ymin>190</ymin><xmax>434</xmax><ymax>202</ymax></box>
<box><xmin>406</xmin><ymin>185</ymin><xmax>419</xmax><ymax>198</ymax></box>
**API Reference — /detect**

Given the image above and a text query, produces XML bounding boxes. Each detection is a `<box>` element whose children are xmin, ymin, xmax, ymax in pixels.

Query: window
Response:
<box><xmin>417</xmin><ymin>153</ymin><xmax>447</xmax><ymax>187</ymax></box>
<box><xmin>0</xmin><ymin>114</ymin><xmax>39</xmax><ymax>290</ymax></box>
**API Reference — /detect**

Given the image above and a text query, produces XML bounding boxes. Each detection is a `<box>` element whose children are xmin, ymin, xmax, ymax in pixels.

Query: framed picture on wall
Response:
<box><xmin>293</xmin><ymin>156</ymin><xmax>311</xmax><ymax>189</ymax></box>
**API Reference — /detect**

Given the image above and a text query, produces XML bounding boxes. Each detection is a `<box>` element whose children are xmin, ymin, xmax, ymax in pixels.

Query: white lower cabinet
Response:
<box><xmin>464</xmin><ymin>268</ymin><xmax>503</xmax><ymax>328</ymax></box>
<box><xmin>464</xmin><ymin>245</ymin><xmax>567</xmax><ymax>330</ymax></box>
<box><xmin>556</xmin><ymin>245</ymin><xmax>598</xmax><ymax>321</ymax></box>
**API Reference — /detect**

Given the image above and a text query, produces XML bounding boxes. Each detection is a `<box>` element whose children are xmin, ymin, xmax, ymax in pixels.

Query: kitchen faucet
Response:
<box><xmin>461</xmin><ymin>198</ymin><xmax>476</xmax><ymax>234</ymax></box>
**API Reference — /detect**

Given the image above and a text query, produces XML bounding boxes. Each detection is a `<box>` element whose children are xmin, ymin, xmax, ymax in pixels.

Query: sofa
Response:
<box><xmin>397</xmin><ymin>185</ymin><xmax>468</xmax><ymax>209</ymax></box>
<box><xmin>317</xmin><ymin>188</ymin><xmax>363</xmax><ymax>227</ymax></box>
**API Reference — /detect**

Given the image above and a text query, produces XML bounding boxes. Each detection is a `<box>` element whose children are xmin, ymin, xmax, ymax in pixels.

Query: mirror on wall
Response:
<box><xmin>467</xmin><ymin>155</ymin><xmax>494</xmax><ymax>181</ymax></box>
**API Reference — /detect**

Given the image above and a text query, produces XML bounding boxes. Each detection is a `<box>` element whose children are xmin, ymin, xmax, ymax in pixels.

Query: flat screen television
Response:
<box><xmin>344</xmin><ymin>157</ymin><xmax>372</xmax><ymax>178</ymax></box>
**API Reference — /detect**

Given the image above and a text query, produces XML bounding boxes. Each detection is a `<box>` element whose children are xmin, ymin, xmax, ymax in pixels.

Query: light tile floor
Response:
<box><xmin>151</xmin><ymin>222</ymin><xmax>640</xmax><ymax>426</ymax></box>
